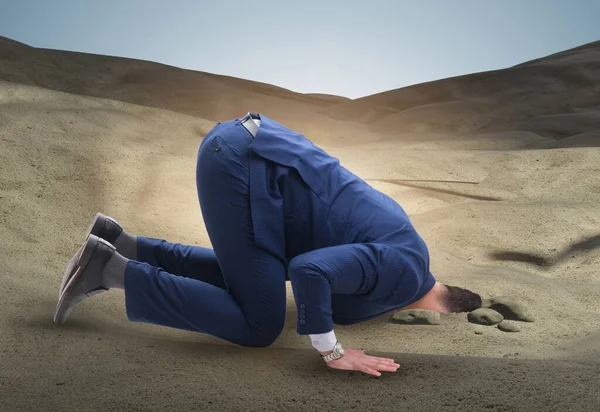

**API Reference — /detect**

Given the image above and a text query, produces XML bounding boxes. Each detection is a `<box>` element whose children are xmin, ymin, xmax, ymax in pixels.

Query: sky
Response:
<box><xmin>1</xmin><ymin>0</ymin><xmax>599</xmax><ymax>99</ymax></box>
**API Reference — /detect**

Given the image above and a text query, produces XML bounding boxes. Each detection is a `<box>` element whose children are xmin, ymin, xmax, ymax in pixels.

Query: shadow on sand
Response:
<box><xmin>490</xmin><ymin>234</ymin><xmax>600</xmax><ymax>267</ymax></box>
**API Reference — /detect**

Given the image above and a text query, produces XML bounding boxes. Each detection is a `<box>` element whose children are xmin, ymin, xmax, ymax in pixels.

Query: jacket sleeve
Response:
<box><xmin>287</xmin><ymin>243</ymin><xmax>390</xmax><ymax>335</ymax></box>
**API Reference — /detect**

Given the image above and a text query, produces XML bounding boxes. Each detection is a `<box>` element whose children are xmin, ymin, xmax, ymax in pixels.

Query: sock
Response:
<box><xmin>113</xmin><ymin>230</ymin><xmax>138</xmax><ymax>261</ymax></box>
<box><xmin>102</xmin><ymin>251</ymin><xmax>128</xmax><ymax>289</ymax></box>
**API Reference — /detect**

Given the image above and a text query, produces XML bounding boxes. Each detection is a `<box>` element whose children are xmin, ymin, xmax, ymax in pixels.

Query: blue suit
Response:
<box><xmin>123</xmin><ymin>115</ymin><xmax>435</xmax><ymax>347</ymax></box>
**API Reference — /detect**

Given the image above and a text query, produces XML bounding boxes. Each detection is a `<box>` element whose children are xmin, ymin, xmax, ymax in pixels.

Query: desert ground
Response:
<box><xmin>1</xmin><ymin>36</ymin><xmax>599</xmax><ymax>411</ymax></box>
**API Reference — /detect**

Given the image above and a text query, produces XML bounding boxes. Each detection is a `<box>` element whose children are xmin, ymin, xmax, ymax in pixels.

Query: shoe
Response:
<box><xmin>85</xmin><ymin>212</ymin><xmax>123</xmax><ymax>245</ymax></box>
<box><xmin>58</xmin><ymin>213</ymin><xmax>123</xmax><ymax>299</ymax></box>
<box><xmin>54</xmin><ymin>234</ymin><xmax>115</xmax><ymax>325</ymax></box>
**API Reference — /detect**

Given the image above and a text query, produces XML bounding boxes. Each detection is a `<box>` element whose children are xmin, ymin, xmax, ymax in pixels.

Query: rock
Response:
<box><xmin>391</xmin><ymin>309</ymin><xmax>440</xmax><ymax>325</ymax></box>
<box><xmin>482</xmin><ymin>296</ymin><xmax>535</xmax><ymax>322</ymax></box>
<box><xmin>474</xmin><ymin>330</ymin><xmax>484</xmax><ymax>335</ymax></box>
<box><xmin>467</xmin><ymin>308</ymin><xmax>504</xmax><ymax>325</ymax></box>
<box><xmin>498</xmin><ymin>321</ymin><xmax>520</xmax><ymax>333</ymax></box>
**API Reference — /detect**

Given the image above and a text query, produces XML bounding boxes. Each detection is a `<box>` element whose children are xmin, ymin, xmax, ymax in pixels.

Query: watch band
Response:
<box><xmin>322</xmin><ymin>342</ymin><xmax>344</xmax><ymax>363</ymax></box>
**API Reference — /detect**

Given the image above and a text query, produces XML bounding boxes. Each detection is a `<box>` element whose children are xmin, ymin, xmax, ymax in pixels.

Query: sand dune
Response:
<box><xmin>322</xmin><ymin>41</ymin><xmax>600</xmax><ymax>142</ymax></box>
<box><xmin>0</xmin><ymin>36</ymin><xmax>365</xmax><ymax>145</ymax></box>
<box><xmin>1</xmin><ymin>36</ymin><xmax>599</xmax><ymax>411</ymax></box>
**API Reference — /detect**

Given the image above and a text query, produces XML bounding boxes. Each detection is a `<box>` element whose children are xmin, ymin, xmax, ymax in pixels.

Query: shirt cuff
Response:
<box><xmin>309</xmin><ymin>329</ymin><xmax>337</xmax><ymax>352</ymax></box>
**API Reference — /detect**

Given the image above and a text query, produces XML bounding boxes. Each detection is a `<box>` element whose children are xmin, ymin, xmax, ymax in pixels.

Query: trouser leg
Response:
<box><xmin>135</xmin><ymin>236</ymin><xmax>226</xmax><ymax>289</ymax></box>
<box><xmin>124</xmin><ymin>126</ymin><xmax>287</xmax><ymax>347</ymax></box>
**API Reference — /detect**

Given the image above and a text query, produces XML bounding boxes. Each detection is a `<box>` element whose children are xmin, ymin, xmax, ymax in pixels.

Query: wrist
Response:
<box><xmin>320</xmin><ymin>341</ymin><xmax>345</xmax><ymax>363</ymax></box>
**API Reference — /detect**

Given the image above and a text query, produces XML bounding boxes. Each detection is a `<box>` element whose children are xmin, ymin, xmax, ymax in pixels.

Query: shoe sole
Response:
<box><xmin>58</xmin><ymin>244</ymin><xmax>84</xmax><ymax>300</ymax></box>
<box><xmin>54</xmin><ymin>235</ymin><xmax>102</xmax><ymax>324</ymax></box>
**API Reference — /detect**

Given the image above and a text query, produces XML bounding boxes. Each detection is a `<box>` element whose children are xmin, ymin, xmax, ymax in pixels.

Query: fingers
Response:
<box><xmin>331</xmin><ymin>349</ymin><xmax>400</xmax><ymax>377</ymax></box>
<box><xmin>365</xmin><ymin>355</ymin><xmax>397</xmax><ymax>363</ymax></box>
<box><xmin>365</xmin><ymin>359</ymin><xmax>400</xmax><ymax>372</ymax></box>
<box><xmin>362</xmin><ymin>354</ymin><xmax>400</xmax><ymax>371</ymax></box>
<box><xmin>363</xmin><ymin>355</ymin><xmax>399</xmax><ymax>366</ymax></box>
<box><xmin>377</xmin><ymin>363</ymin><xmax>400</xmax><ymax>372</ymax></box>
<box><xmin>359</xmin><ymin>366</ymin><xmax>382</xmax><ymax>377</ymax></box>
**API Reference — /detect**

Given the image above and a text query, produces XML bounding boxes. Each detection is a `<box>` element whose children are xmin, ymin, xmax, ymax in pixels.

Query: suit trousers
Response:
<box><xmin>122</xmin><ymin>121</ymin><xmax>391</xmax><ymax>346</ymax></box>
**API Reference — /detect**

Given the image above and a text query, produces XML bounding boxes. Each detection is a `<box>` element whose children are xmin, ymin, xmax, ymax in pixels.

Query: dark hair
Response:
<box><xmin>441</xmin><ymin>284</ymin><xmax>482</xmax><ymax>313</ymax></box>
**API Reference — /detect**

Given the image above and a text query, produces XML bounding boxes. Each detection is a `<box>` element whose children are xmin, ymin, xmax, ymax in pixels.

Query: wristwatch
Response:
<box><xmin>321</xmin><ymin>342</ymin><xmax>344</xmax><ymax>363</ymax></box>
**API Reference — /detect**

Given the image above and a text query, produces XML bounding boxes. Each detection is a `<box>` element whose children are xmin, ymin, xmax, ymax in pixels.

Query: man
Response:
<box><xmin>55</xmin><ymin>113</ymin><xmax>481</xmax><ymax>377</ymax></box>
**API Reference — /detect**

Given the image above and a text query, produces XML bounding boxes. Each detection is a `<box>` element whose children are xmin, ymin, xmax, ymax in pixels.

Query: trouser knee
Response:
<box><xmin>247</xmin><ymin>318</ymin><xmax>285</xmax><ymax>348</ymax></box>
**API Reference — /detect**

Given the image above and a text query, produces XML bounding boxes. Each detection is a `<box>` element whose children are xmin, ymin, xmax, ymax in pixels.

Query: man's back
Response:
<box><xmin>247</xmin><ymin>115</ymin><xmax>435</xmax><ymax>321</ymax></box>
<box><xmin>277</xmin><ymin>161</ymin><xmax>427</xmax><ymax>259</ymax></box>
<box><xmin>248</xmin><ymin>116</ymin><xmax>427</xmax><ymax>254</ymax></box>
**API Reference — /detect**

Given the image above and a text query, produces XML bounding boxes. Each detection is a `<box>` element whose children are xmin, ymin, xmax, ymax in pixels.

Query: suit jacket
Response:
<box><xmin>241</xmin><ymin>114</ymin><xmax>436</xmax><ymax>334</ymax></box>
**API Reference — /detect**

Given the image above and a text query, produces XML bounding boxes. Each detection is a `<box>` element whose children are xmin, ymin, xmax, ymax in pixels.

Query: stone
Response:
<box><xmin>467</xmin><ymin>308</ymin><xmax>504</xmax><ymax>325</ymax></box>
<box><xmin>482</xmin><ymin>296</ymin><xmax>535</xmax><ymax>322</ymax></box>
<box><xmin>474</xmin><ymin>330</ymin><xmax>484</xmax><ymax>335</ymax></box>
<box><xmin>391</xmin><ymin>309</ymin><xmax>441</xmax><ymax>325</ymax></box>
<box><xmin>498</xmin><ymin>321</ymin><xmax>520</xmax><ymax>333</ymax></box>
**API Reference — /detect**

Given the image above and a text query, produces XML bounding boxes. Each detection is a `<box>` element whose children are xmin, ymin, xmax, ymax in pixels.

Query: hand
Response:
<box><xmin>323</xmin><ymin>348</ymin><xmax>400</xmax><ymax>377</ymax></box>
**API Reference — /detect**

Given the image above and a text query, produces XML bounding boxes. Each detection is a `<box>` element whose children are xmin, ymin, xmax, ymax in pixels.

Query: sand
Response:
<box><xmin>1</xmin><ymin>36</ymin><xmax>599</xmax><ymax>411</ymax></box>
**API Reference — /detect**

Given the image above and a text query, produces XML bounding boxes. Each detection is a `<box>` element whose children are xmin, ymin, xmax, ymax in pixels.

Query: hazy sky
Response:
<box><xmin>1</xmin><ymin>0</ymin><xmax>599</xmax><ymax>98</ymax></box>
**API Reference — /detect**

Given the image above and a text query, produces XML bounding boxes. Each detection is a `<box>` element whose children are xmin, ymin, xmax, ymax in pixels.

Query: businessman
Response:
<box><xmin>54</xmin><ymin>113</ymin><xmax>482</xmax><ymax>377</ymax></box>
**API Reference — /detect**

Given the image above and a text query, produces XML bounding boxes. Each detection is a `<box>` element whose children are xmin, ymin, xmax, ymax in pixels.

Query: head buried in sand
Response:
<box><xmin>440</xmin><ymin>284</ymin><xmax>483</xmax><ymax>313</ymax></box>
<box><xmin>403</xmin><ymin>281</ymin><xmax>482</xmax><ymax>314</ymax></box>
